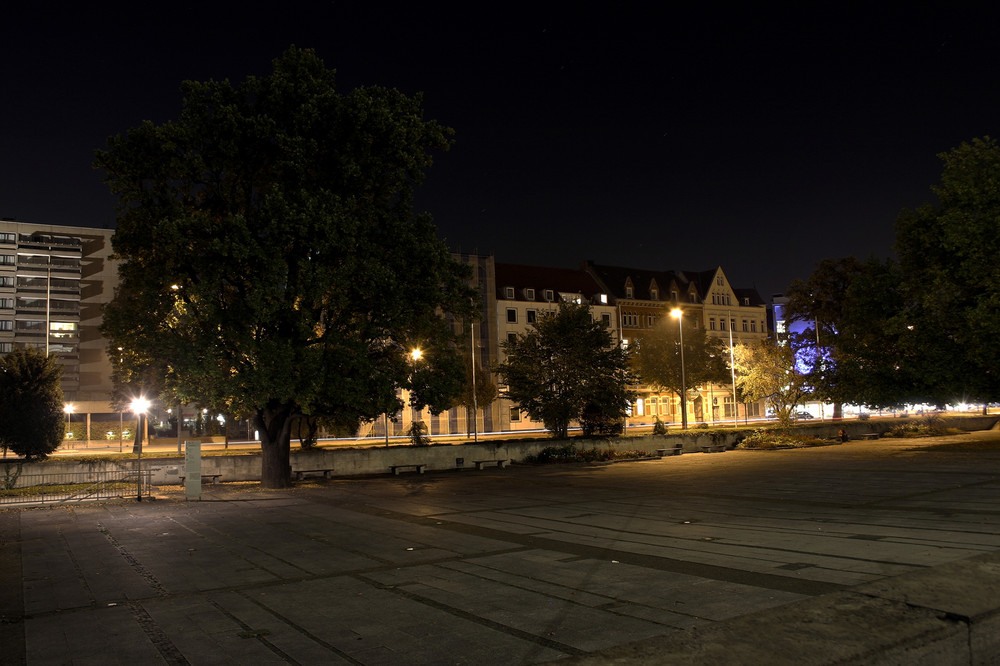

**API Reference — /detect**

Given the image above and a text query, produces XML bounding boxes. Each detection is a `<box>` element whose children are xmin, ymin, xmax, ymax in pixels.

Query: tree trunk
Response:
<box><xmin>256</xmin><ymin>401</ymin><xmax>295</xmax><ymax>489</ymax></box>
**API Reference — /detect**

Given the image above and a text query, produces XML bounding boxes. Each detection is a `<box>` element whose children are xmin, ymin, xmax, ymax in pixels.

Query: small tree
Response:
<box><xmin>456</xmin><ymin>348</ymin><xmax>498</xmax><ymax>437</ymax></box>
<box><xmin>494</xmin><ymin>301</ymin><xmax>635</xmax><ymax>439</ymax></box>
<box><xmin>0</xmin><ymin>349</ymin><xmax>65</xmax><ymax>460</ymax></box>
<box><xmin>732</xmin><ymin>339</ymin><xmax>809</xmax><ymax>427</ymax></box>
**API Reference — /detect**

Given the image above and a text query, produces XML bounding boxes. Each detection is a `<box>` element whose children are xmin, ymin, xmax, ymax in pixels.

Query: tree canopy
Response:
<box><xmin>732</xmin><ymin>339</ymin><xmax>809</xmax><ymax>426</ymax></box>
<box><xmin>95</xmin><ymin>47</ymin><xmax>476</xmax><ymax>487</ymax></box>
<box><xmin>494</xmin><ymin>301</ymin><xmax>634</xmax><ymax>439</ymax></box>
<box><xmin>631</xmin><ymin>312</ymin><xmax>729</xmax><ymax>426</ymax></box>
<box><xmin>0</xmin><ymin>349</ymin><xmax>64</xmax><ymax>460</ymax></box>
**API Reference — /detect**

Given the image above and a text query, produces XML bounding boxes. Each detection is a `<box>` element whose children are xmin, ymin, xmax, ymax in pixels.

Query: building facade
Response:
<box><xmin>0</xmin><ymin>220</ymin><xmax>118</xmax><ymax>412</ymax></box>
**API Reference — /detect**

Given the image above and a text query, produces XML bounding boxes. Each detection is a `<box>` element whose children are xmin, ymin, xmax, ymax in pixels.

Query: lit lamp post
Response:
<box><xmin>63</xmin><ymin>403</ymin><xmax>74</xmax><ymax>445</ymax></box>
<box><xmin>670</xmin><ymin>308</ymin><xmax>688</xmax><ymax>430</ymax></box>
<box><xmin>410</xmin><ymin>348</ymin><xmax>422</xmax><ymax>435</ymax></box>
<box><xmin>130</xmin><ymin>397</ymin><xmax>150</xmax><ymax>502</ymax></box>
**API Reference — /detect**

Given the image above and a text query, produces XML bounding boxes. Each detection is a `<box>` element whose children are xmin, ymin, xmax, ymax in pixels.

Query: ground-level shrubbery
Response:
<box><xmin>523</xmin><ymin>445</ymin><xmax>651</xmax><ymax>464</ymax></box>
<box><xmin>737</xmin><ymin>429</ymin><xmax>829</xmax><ymax>450</ymax></box>
<box><xmin>885</xmin><ymin>415</ymin><xmax>964</xmax><ymax>438</ymax></box>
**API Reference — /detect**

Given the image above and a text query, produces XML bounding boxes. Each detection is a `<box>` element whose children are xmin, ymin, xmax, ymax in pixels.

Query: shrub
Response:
<box><xmin>886</xmin><ymin>415</ymin><xmax>960</xmax><ymax>438</ymax></box>
<box><xmin>652</xmin><ymin>418</ymin><xmax>668</xmax><ymax>435</ymax></box>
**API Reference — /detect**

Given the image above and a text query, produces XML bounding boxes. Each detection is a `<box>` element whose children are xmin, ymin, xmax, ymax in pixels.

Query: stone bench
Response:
<box><xmin>699</xmin><ymin>443</ymin><xmax>727</xmax><ymax>453</ymax></box>
<box><xmin>657</xmin><ymin>445</ymin><xmax>682</xmax><ymax>456</ymax></box>
<box><xmin>294</xmin><ymin>468</ymin><xmax>334</xmax><ymax>480</ymax></box>
<box><xmin>473</xmin><ymin>459</ymin><xmax>509</xmax><ymax>470</ymax></box>
<box><xmin>390</xmin><ymin>463</ymin><xmax>426</xmax><ymax>475</ymax></box>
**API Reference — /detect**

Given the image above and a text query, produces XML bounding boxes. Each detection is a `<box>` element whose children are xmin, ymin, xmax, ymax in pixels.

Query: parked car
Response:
<box><xmin>793</xmin><ymin>411</ymin><xmax>814</xmax><ymax>420</ymax></box>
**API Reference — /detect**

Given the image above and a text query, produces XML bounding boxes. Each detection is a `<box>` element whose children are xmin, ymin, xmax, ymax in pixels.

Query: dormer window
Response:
<box><xmin>544</xmin><ymin>289</ymin><xmax>554</xmax><ymax>302</ymax></box>
<box><xmin>650</xmin><ymin>288</ymin><xmax>658</xmax><ymax>300</ymax></box>
<box><xmin>626</xmin><ymin>286</ymin><xmax>633</xmax><ymax>298</ymax></box>
<box><xmin>504</xmin><ymin>286</ymin><xmax>514</xmax><ymax>299</ymax></box>
<box><xmin>525</xmin><ymin>288</ymin><xmax>535</xmax><ymax>300</ymax></box>
<box><xmin>743</xmin><ymin>297</ymin><xmax>750</xmax><ymax>306</ymax></box>
<box><xmin>599</xmin><ymin>293</ymin><xmax>608</xmax><ymax>304</ymax></box>
<box><xmin>671</xmin><ymin>291</ymin><xmax>678</xmax><ymax>301</ymax></box>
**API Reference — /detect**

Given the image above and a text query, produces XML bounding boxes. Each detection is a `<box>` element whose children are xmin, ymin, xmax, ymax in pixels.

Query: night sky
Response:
<box><xmin>3</xmin><ymin>3</ymin><xmax>998</xmax><ymax>299</ymax></box>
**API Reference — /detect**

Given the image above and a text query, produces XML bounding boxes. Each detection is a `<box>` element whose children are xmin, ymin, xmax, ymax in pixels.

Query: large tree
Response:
<box><xmin>96</xmin><ymin>47</ymin><xmax>476</xmax><ymax>487</ymax></box>
<box><xmin>631</xmin><ymin>312</ymin><xmax>729</xmax><ymax>427</ymax></box>
<box><xmin>732</xmin><ymin>339</ymin><xmax>809</xmax><ymax>427</ymax></box>
<box><xmin>895</xmin><ymin>136</ymin><xmax>1000</xmax><ymax>405</ymax></box>
<box><xmin>494</xmin><ymin>301</ymin><xmax>634</xmax><ymax>439</ymax></box>
<box><xmin>0</xmin><ymin>349</ymin><xmax>65</xmax><ymax>460</ymax></box>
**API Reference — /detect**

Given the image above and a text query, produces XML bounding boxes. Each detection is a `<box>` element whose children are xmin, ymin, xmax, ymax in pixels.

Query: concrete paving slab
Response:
<box><xmin>6</xmin><ymin>431</ymin><xmax>1000</xmax><ymax>664</ymax></box>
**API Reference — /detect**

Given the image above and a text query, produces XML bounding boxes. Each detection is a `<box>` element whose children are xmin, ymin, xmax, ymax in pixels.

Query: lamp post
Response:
<box><xmin>410</xmin><ymin>348</ymin><xmax>422</xmax><ymax>437</ymax></box>
<box><xmin>130</xmin><ymin>397</ymin><xmax>150</xmax><ymax>501</ymax></box>
<box><xmin>670</xmin><ymin>308</ymin><xmax>688</xmax><ymax>430</ymax></box>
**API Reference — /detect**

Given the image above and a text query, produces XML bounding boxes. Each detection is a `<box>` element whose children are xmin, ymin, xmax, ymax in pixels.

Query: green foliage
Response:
<box><xmin>494</xmin><ymin>301</ymin><xmax>635</xmax><ymax>439</ymax></box>
<box><xmin>652</xmin><ymin>418</ymin><xmax>668</xmax><ymax>435</ymax></box>
<box><xmin>632</xmin><ymin>314</ymin><xmax>730</xmax><ymax>399</ymax></box>
<box><xmin>523</xmin><ymin>445</ymin><xmax>649</xmax><ymax>464</ymax></box>
<box><xmin>0</xmin><ymin>349</ymin><xmax>65</xmax><ymax>460</ymax></box>
<box><xmin>737</xmin><ymin>429</ymin><xmax>826</xmax><ymax>450</ymax></box>
<box><xmin>407</xmin><ymin>421</ymin><xmax>430</xmax><ymax>446</ymax></box>
<box><xmin>894</xmin><ymin>136</ymin><xmax>1000</xmax><ymax>404</ymax></box>
<box><xmin>95</xmin><ymin>47</ymin><xmax>476</xmax><ymax>487</ymax></box>
<box><xmin>732</xmin><ymin>339</ymin><xmax>810</xmax><ymax>426</ymax></box>
<box><xmin>885</xmin><ymin>415</ymin><xmax>962</xmax><ymax>438</ymax></box>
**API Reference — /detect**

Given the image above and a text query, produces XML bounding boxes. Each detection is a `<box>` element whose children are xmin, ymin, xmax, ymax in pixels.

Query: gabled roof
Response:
<box><xmin>733</xmin><ymin>287</ymin><xmax>766</xmax><ymax>307</ymax></box>
<box><xmin>495</xmin><ymin>263</ymin><xmax>607</xmax><ymax>302</ymax></box>
<box><xmin>583</xmin><ymin>262</ymin><xmax>689</xmax><ymax>301</ymax></box>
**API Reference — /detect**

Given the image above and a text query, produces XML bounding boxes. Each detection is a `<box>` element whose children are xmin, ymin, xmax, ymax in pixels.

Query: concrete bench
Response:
<box><xmin>858</xmin><ymin>432</ymin><xmax>880</xmax><ymax>440</ymax></box>
<box><xmin>657</xmin><ymin>445</ymin><xmax>682</xmax><ymax>457</ymax></box>
<box><xmin>473</xmin><ymin>459</ymin><xmax>508</xmax><ymax>470</ymax></box>
<box><xmin>390</xmin><ymin>463</ymin><xmax>426</xmax><ymax>475</ymax></box>
<box><xmin>294</xmin><ymin>468</ymin><xmax>334</xmax><ymax>480</ymax></box>
<box><xmin>699</xmin><ymin>443</ymin><xmax>727</xmax><ymax>453</ymax></box>
<box><xmin>178</xmin><ymin>474</ymin><xmax>222</xmax><ymax>485</ymax></box>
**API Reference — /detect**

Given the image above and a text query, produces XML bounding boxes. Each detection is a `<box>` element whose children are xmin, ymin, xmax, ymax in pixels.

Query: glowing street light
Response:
<box><xmin>130</xmin><ymin>397</ymin><xmax>150</xmax><ymax>502</ymax></box>
<box><xmin>670</xmin><ymin>308</ymin><xmax>688</xmax><ymax>430</ymax></box>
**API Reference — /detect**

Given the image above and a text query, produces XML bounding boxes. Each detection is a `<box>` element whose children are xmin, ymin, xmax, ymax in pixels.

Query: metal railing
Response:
<box><xmin>0</xmin><ymin>468</ymin><xmax>151</xmax><ymax>505</ymax></box>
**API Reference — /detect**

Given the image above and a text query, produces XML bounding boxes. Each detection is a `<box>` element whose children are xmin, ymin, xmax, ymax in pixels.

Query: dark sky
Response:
<box><xmin>3</xmin><ymin>3</ymin><xmax>998</xmax><ymax>299</ymax></box>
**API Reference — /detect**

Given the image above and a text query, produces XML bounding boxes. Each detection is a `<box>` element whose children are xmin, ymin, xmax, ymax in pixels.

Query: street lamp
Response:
<box><xmin>63</xmin><ymin>404</ymin><xmax>74</xmax><ymax>442</ymax></box>
<box><xmin>670</xmin><ymin>308</ymin><xmax>688</xmax><ymax>430</ymax></box>
<box><xmin>130</xmin><ymin>397</ymin><xmax>150</xmax><ymax>502</ymax></box>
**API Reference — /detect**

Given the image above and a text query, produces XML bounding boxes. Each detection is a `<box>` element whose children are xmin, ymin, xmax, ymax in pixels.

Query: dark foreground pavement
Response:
<box><xmin>4</xmin><ymin>431</ymin><xmax>1000</xmax><ymax>665</ymax></box>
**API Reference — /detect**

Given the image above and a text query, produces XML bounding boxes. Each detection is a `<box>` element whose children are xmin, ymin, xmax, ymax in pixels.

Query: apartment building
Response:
<box><xmin>0</xmin><ymin>220</ymin><xmax>117</xmax><ymax>412</ymax></box>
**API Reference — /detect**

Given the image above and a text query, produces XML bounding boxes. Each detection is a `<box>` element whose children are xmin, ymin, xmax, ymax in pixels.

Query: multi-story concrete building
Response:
<box><xmin>0</xmin><ymin>220</ymin><xmax>117</xmax><ymax>415</ymax></box>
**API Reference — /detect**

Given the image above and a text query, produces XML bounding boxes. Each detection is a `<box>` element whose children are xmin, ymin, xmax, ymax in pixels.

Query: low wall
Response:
<box><xmin>5</xmin><ymin>415</ymin><xmax>996</xmax><ymax>487</ymax></box>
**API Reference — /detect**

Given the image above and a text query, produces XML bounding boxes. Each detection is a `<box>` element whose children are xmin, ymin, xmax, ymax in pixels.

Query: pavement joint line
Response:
<box><xmin>355</xmin><ymin>572</ymin><xmax>586</xmax><ymax>658</ymax></box>
<box><xmin>127</xmin><ymin>600</ymin><xmax>190</xmax><ymax>665</ymax></box>
<box><xmin>343</xmin><ymin>504</ymin><xmax>846</xmax><ymax>597</ymax></box>
<box><xmin>98</xmin><ymin>521</ymin><xmax>169</xmax><ymax>597</ymax></box>
<box><xmin>208</xmin><ymin>597</ymin><xmax>303</xmax><ymax>665</ymax></box>
<box><xmin>233</xmin><ymin>590</ymin><xmax>366</xmax><ymax>665</ymax></box>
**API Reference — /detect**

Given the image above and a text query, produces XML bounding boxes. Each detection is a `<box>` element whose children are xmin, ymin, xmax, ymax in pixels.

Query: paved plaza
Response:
<box><xmin>3</xmin><ymin>431</ymin><xmax>1000</xmax><ymax>664</ymax></box>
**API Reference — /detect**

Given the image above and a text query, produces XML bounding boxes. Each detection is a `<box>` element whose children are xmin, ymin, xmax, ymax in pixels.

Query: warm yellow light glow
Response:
<box><xmin>670</xmin><ymin>308</ymin><xmax>683</xmax><ymax>319</ymax></box>
<box><xmin>130</xmin><ymin>397</ymin><xmax>151</xmax><ymax>414</ymax></box>
<box><xmin>63</xmin><ymin>403</ymin><xmax>75</xmax><ymax>414</ymax></box>
<box><xmin>411</xmin><ymin>348</ymin><xmax>422</xmax><ymax>361</ymax></box>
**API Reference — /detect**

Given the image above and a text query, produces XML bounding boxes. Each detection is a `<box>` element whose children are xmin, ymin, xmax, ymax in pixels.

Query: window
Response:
<box><xmin>510</xmin><ymin>407</ymin><xmax>521</xmax><ymax>422</ymax></box>
<box><xmin>525</xmin><ymin>288</ymin><xmax>535</xmax><ymax>300</ymax></box>
<box><xmin>0</xmin><ymin>342</ymin><xmax>11</xmax><ymax>353</ymax></box>
<box><xmin>0</xmin><ymin>320</ymin><xmax>11</xmax><ymax>331</ymax></box>
<box><xmin>601</xmin><ymin>313</ymin><xmax>611</xmax><ymax>326</ymax></box>
<box><xmin>742</xmin><ymin>320</ymin><xmax>749</xmax><ymax>332</ymax></box>
<box><xmin>599</xmin><ymin>293</ymin><xmax>607</xmax><ymax>304</ymax></box>
<box><xmin>751</xmin><ymin>320</ymin><xmax>758</xmax><ymax>332</ymax></box>
<box><xmin>724</xmin><ymin>397</ymin><xmax>735</xmax><ymax>418</ymax></box>
<box><xmin>0</xmin><ymin>233</ymin><xmax>14</xmax><ymax>244</ymax></box>
<box><xmin>504</xmin><ymin>286</ymin><xmax>514</xmax><ymax>299</ymax></box>
<box><xmin>526</xmin><ymin>309</ymin><xmax>537</xmax><ymax>324</ymax></box>
<box><xmin>671</xmin><ymin>291</ymin><xmax>678</xmax><ymax>301</ymax></box>
<box><xmin>0</xmin><ymin>276</ymin><xmax>12</xmax><ymax>288</ymax></box>
<box><xmin>719</xmin><ymin>318</ymin><xmax>725</xmax><ymax>331</ymax></box>
<box><xmin>507</xmin><ymin>333</ymin><xmax>517</xmax><ymax>343</ymax></box>
<box><xmin>689</xmin><ymin>293</ymin><xmax>697</xmax><ymax>303</ymax></box>
<box><xmin>650</xmin><ymin>288</ymin><xmax>658</xmax><ymax>300</ymax></box>
<box><xmin>0</xmin><ymin>255</ymin><xmax>13</xmax><ymax>266</ymax></box>
<box><xmin>709</xmin><ymin>317</ymin><xmax>716</xmax><ymax>330</ymax></box>
<box><xmin>506</xmin><ymin>308</ymin><xmax>517</xmax><ymax>323</ymax></box>
<box><xmin>716</xmin><ymin>276</ymin><xmax>724</xmax><ymax>286</ymax></box>
<box><xmin>730</xmin><ymin>319</ymin><xmax>736</xmax><ymax>331</ymax></box>
<box><xmin>626</xmin><ymin>286</ymin><xmax>633</xmax><ymax>298</ymax></box>
<box><xmin>743</xmin><ymin>297</ymin><xmax>750</xmax><ymax>306</ymax></box>
<box><xmin>0</xmin><ymin>298</ymin><xmax>11</xmax><ymax>309</ymax></box>
<box><xmin>648</xmin><ymin>397</ymin><xmax>658</xmax><ymax>415</ymax></box>
<box><xmin>747</xmin><ymin>403</ymin><xmax>761</xmax><ymax>417</ymax></box>
<box><xmin>544</xmin><ymin>289</ymin><xmax>554</xmax><ymax>301</ymax></box>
